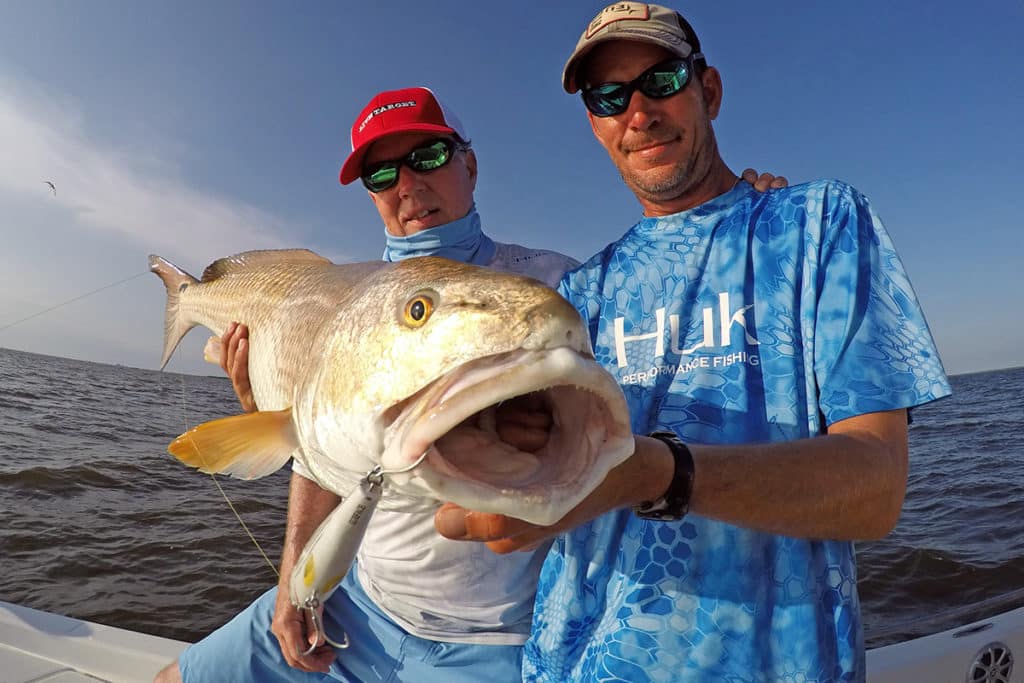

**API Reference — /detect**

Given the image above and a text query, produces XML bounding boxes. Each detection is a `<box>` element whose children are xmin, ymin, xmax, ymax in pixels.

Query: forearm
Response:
<box><xmin>277</xmin><ymin>471</ymin><xmax>342</xmax><ymax>584</ymax></box>
<box><xmin>435</xmin><ymin>411</ymin><xmax>908</xmax><ymax>550</ymax></box>
<box><xmin>634</xmin><ymin>408</ymin><xmax>909</xmax><ymax>540</ymax></box>
<box><xmin>267</xmin><ymin>471</ymin><xmax>340</xmax><ymax>672</ymax></box>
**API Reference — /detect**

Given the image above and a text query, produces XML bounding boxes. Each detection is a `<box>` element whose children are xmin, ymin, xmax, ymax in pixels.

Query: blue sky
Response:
<box><xmin>0</xmin><ymin>1</ymin><xmax>1020</xmax><ymax>376</ymax></box>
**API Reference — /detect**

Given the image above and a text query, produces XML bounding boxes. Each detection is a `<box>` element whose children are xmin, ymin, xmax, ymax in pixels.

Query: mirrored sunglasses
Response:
<box><xmin>361</xmin><ymin>138</ymin><xmax>461</xmax><ymax>193</ymax></box>
<box><xmin>581</xmin><ymin>56</ymin><xmax>702</xmax><ymax>118</ymax></box>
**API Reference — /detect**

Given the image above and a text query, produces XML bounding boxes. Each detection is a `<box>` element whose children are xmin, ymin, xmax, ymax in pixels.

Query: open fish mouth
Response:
<box><xmin>382</xmin><ymin>346</ymin><xmax>634</xmax><ymax>525</ymax></box>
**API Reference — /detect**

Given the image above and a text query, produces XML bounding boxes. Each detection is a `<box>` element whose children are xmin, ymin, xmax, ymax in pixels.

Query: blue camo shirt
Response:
<box><xmin>525</xmin><ymin>180</ymin><xmax>952</xmax><ymax>683</ymax></box>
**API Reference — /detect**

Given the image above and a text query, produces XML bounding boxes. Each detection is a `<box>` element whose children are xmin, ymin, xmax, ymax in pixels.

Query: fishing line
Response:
<box><xmin>0</xmin><ymin>271</ymin><xmax>150</xmax><ymax>333</ymax></box>
<box><xmin>178</xmin><ymin>373</ymin><xmax>279</xmax><ymax>579</ymax></box>
<box><xmin>1</xmin><ymin>265</ymin><xmax>283</xmax><ymax>575</ymax></box>
<box><xmin>376</xmin><ymin>448</ymin><xmax>432</xmax><ymax>476</ymax></box>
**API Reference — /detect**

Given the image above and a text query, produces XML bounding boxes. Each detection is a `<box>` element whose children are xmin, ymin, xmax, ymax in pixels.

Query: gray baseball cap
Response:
<box><xmin>562</xmin><ymin>2</ymin><xmax>703</xmax><ymax>93</ymax></box>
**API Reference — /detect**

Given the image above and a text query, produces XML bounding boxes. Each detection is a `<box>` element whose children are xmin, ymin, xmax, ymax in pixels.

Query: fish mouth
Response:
<box><xmin>382</xmin><ymin>346</ymin><xmax>634</xmax><ymax>526</ymax></box>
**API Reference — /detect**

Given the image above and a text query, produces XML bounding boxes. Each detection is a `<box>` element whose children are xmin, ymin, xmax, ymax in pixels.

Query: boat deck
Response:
<box><xmin>3</xmin><ymin>597</ymin><xmax>1024</xmax><ymax>682</ymax></box>
<box><xmin>0</xmin><ymin>600</ymin><xmax>188</xmax><ymax>683</ymax></box>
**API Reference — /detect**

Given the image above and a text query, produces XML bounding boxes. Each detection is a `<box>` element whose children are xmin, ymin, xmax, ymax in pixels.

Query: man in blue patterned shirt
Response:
<box><xmin>435</xmin><ymin>3</ymin><xmax>952</xmax><ymax>681</ymax></box>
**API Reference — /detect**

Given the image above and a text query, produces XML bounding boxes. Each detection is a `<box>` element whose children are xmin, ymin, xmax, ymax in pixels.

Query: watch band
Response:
<box><xmin>634</xmin><ymin>431</ymin><xmax>694</xmax><ymax>521</ymax></box>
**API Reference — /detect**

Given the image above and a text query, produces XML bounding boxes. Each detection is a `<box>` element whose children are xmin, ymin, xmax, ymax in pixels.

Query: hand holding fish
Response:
<box><xmin>435</xmin><ymin>435</ymin><xmax>675</xmax><ymax>553</ymax></box>
<box><xmin>202</xmin><ymin>322</ymin><xmax>256</xmax><ymax>411</ymax></box>
<box><xmin>219</xmin><ymin>322</ymin><xmax>256</xmax><ymax>413</ymax></box>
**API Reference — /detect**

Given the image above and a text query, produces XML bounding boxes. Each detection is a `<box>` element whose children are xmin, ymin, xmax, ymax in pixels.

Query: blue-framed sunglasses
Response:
<box><xmin>581</xmin><ymin>56</ymin><xmax>704</xmax><ymax>118</ymax></box>
<box><xmin>361</xmin><ymin>138</ymin><xmax>465</xmax><ymax>193</ymax></box>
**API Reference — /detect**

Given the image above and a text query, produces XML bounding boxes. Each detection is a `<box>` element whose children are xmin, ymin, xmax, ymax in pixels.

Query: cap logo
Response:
<box><xmin>586</xmin><ymin>2</ymin><xmax>650</xmax><ymax>39</ymax></box>
<box><xmin>357</xmin><ymin>99</ymin><xmax>418</xmax><ymax>133</ymax></box>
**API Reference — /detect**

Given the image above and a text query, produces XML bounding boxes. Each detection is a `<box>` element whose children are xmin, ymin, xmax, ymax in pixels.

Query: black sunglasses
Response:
<box><xmin>361</xmin><ymin>138</ymin><xmax>464</xmax><ymax>193</ymax></box>
<box><xmin>581</xmin><ymin>56</ymin><xmax>703</xmax><ymax>118</ymax></box>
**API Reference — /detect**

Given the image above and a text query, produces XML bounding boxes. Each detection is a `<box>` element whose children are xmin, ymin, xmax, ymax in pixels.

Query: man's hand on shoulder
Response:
<box><xmin>742</xmin><ymin>168</ymin><xmax>788</xmax><ymax>191</ymax></box>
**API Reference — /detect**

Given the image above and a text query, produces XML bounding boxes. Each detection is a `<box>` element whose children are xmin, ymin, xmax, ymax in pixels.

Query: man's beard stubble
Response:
<box><xmin>618</xmin><ymin>127</ymin><xmax>715</xmax><ymax>206</ymax></box>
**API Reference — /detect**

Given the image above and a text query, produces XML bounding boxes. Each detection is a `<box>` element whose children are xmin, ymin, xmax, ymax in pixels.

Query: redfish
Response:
<box><xmin>149</xmin><ymin>249</ymin><xmax>634</xmax><ymax>526</ymax></box>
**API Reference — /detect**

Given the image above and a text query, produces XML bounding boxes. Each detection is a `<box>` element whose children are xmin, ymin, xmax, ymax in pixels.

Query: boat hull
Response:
<box><xmin>0</xmin><ymin>600</ymin><xmax>188</xmax><ymax>683</ymax></box>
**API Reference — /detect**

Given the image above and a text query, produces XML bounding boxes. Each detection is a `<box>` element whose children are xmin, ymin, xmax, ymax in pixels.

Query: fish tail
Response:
<box><xmin>148</xmin><ymin>255</ymin><xmax>200</xmax><ymax>369</ymax></box>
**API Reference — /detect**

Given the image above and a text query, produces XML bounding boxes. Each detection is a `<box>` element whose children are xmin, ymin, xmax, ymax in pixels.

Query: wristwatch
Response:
<box><xmin>633</xmin><ymin>431</ymin><xmax>694</xmax><ymax>521</ymax></box>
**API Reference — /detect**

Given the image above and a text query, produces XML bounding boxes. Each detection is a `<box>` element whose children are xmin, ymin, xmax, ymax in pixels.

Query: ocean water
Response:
<box><xmin>0</xmin><ymin>346</ymin><xmax>1022</xmax><ymax>649</ymax></box>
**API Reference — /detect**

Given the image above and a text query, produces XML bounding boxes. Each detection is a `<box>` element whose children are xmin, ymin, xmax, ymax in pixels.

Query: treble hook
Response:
<box><xmin>298</xmin><ymin>595</ymin><xmax>349</xmax><ymax>656</ymax></box>
<box><xmin>288</xmin><ymin>447</ymin><xmax>434</xmax><ymax>658</ymax></box>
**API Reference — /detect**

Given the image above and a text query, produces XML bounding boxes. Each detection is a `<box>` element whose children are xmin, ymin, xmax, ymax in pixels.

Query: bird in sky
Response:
<box><xmin>43</xmin><ymin>180</ymin><xmax>56</xmax><ymax>196</ymax></box>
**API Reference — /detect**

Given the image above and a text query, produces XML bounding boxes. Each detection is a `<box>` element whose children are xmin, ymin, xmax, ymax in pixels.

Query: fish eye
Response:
<box><xmin>403</xmin><ymin>293</ymin><xmax>435</xmax><ymax>327</ymax></box>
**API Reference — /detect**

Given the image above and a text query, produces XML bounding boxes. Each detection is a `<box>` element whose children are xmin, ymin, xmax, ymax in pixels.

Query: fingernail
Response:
<box><xmin>435</xmin><ymin>507</ymin><xmax>468</xmax><ymax>538</ymax></box>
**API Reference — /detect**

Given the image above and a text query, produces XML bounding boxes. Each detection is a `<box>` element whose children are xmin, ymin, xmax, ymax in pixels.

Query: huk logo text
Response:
<box><xmin>612</xmin><ymin>292</ymin><xmax>760</xmax><ymax>380</ymax></box>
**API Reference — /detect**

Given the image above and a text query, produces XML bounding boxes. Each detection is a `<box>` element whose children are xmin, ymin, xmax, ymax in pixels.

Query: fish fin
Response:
<box><xmin>149</xmin><ymin>255</ymin><xmax>200</xmax><ymax>369</ymax></box>
<box><xmin>201</xmin><ymin>249</ymin><xmax>331</xmax><ymax>282</ymax></box>
<box><xmin>203</xmin><ymin>335</ymin><xmax>223</xmax><ymax>365</ymax></box>
<box><xmin>168</xmin><ymin>409</ymin><xmax>298</xmax><ymax>479</ymax></box>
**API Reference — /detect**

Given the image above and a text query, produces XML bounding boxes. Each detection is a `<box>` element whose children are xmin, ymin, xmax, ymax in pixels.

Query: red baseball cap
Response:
<box><xmin>339</xmin><ymin>87</ymin><xmax>468</xmax><ymax>185</ymax></box>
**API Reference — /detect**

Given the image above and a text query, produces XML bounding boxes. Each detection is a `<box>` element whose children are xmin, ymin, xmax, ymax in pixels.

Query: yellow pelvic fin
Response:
<box><xmin>168</xmin><ymin>409</ymin><xmax>297</xmax><ymax>480</ymax></box>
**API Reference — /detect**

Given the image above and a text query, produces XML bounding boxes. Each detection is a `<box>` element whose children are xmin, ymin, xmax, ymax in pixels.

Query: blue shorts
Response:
<box><xmin>179</xmin><ymin>568</ymin><xmax>524</xmax><ymax>682</ymax></box>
